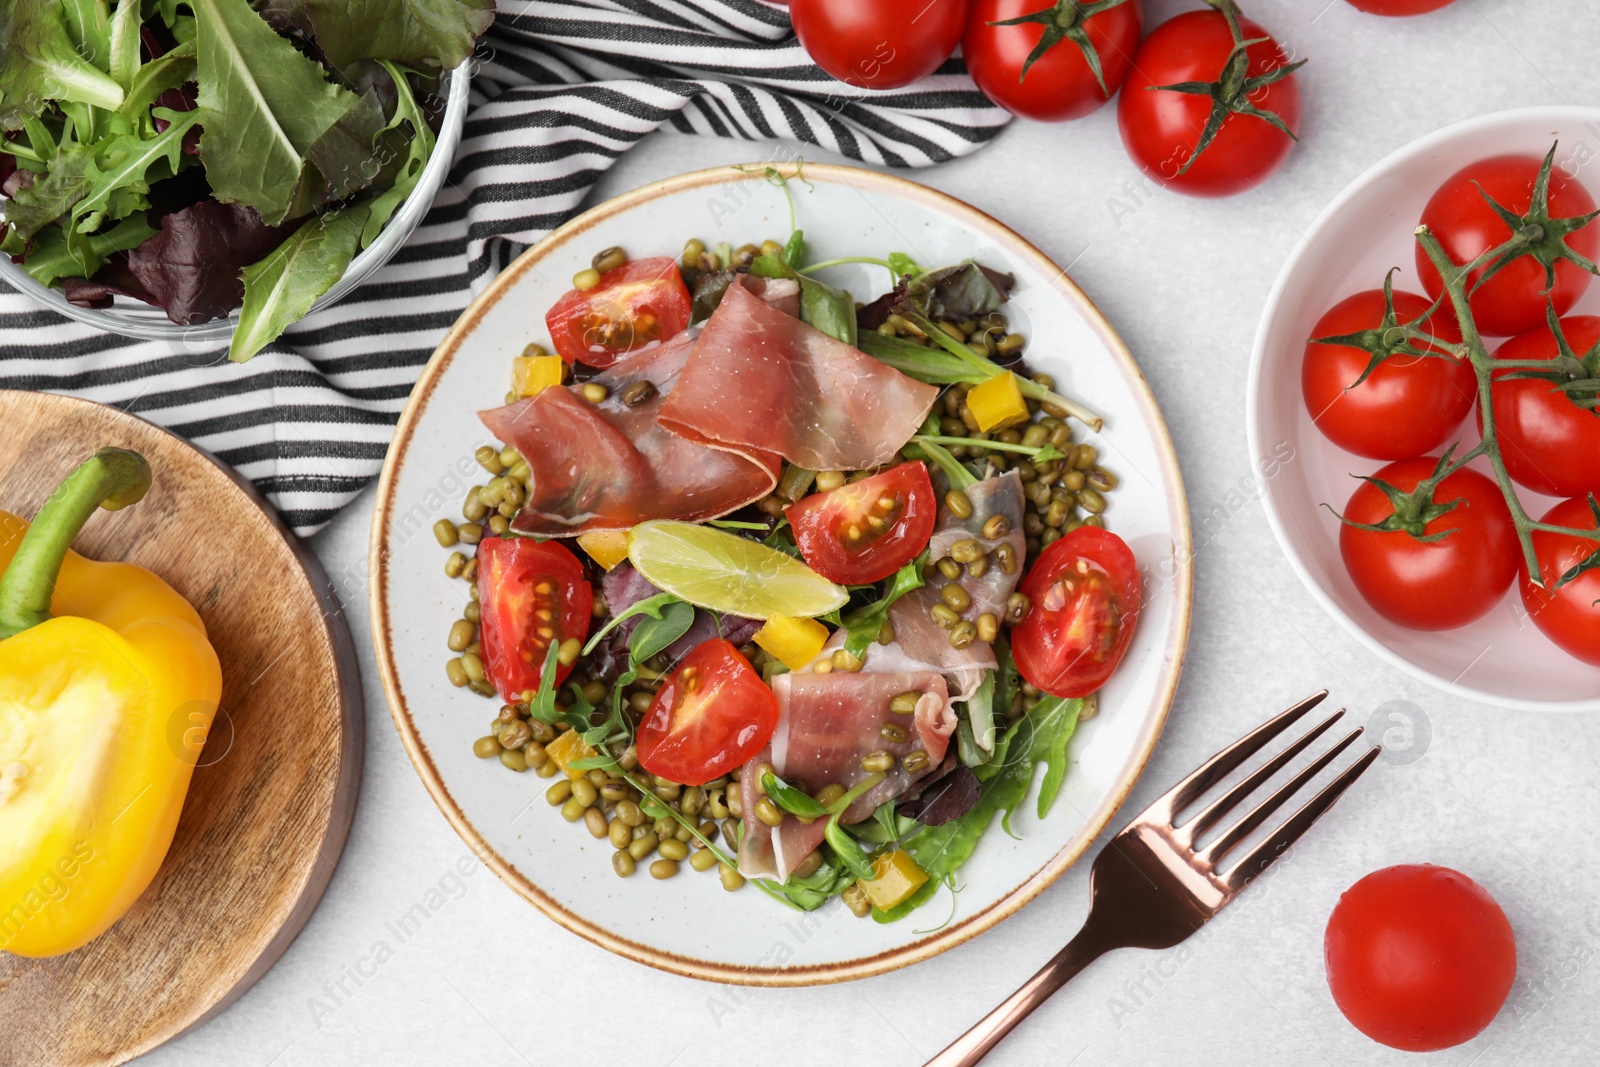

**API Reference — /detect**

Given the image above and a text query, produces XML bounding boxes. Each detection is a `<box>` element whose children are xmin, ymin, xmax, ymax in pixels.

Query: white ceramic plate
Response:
<box><xmin>371</xmin><ymin>164</ymin><xmax>1193</xmax><ymax>984</ymax></box>
<box><xmin>1249</xmin><ymin>106</ymin><xmax>1600</xmax><ymax>713</ymax></box>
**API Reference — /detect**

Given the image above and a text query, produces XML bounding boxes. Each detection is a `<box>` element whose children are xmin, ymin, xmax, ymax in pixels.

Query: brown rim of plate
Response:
<box><xmin>369</xmin><ymin>163</ymin><xmax>1194</xmax><ymax>988</ymax></box>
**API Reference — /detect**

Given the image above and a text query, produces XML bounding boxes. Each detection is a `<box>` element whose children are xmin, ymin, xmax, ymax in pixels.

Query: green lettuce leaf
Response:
<box><xmin>192</xmin><ymin>0</ymin><xmax>372</xmax><ymax>223</ymax></box>
<box><xmin>230</xmin><ymin>203</ymin><xmax>369</xmax><ymax>362</ymax></box>
<box><xmin>0</xmin><ymin>0</ymin><xmax>125</xmax><ymax>129</ymax></box>
<box><xmin>21</xmin><ymin>214</ymin><xmax>157</xmax><ymax>285</ymax></box>
<box><xmin>305</xmin><ymin>0</ymin><xmax>494</xmax><ymax>70</ymax></box>
<box><xmin>2</xmin><ymin>141</ymin><xmax>97</xmax><ymax>242</ymax></box>
<box><xmin>360</xmin><ymin>60</ymin><xmax>434</xmax><ymax>246</ymax></box>
<box><xmin>118</xmin><ymin>41</ymin><xmax>197</xmax><ymax>126</ymax></box>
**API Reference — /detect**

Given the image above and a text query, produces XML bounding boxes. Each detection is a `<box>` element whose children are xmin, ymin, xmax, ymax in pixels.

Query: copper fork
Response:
<box><xmin>926</xmin><ymin>691</ymin><xmax>1380</xmax><ymax>1067</ymax></box>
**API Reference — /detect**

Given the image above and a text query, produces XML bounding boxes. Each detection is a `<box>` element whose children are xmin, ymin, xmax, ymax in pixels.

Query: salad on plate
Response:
<box><xmin>435</xmin><ymin>181</ymin><xmax>1141</xmax><ymax>921</ymax></box>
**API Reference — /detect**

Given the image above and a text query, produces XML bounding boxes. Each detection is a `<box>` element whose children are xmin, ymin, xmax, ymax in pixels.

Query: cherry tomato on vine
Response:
<box><xmin>1521</xmin><ymin>497</ymin><xmax>1600</xmax><ymax>666</ymax></box>
<box><xmin>964</xmin><ymin>0</ymin><xmax>1142</xmax><ymax>122</ymax></box>
<box><xmin>790</xmin><ymin>0</ymin><xmax>969</xmax><ymax>90</ymax></box>
<box><xmin>1344</xmin><ymin>0</ymin><xmax>1456</xmax><ymax>13</ymax></box>
<box><xmin>1116</xmin><ymin>5</ymin><xmax>1301</xmax><ymax>198</ymax></box>
<box><xmin>1338</xmin><ymin>457</ymin><xmax>1518</xmax><ymax>630</ymax></box>
<box><xmin>1011</xmin><ymin>526</ymin><xmax>1141</xmax><ymax>697</ymax></box>
<box><xmin>1303</xmin><ymin>288</ymin><xmax>1473</xmax><ymax>460</ymax></box>
<box><xmin>1416</xmin><ymin>155</ymin><xmax>1600</xmax><ymax>339</ymax></box>
<box><xmin>637</xmin><ymin>639</ymin><xmax>780</xmax><ymax>785</ymax></box>
<box><xmin>1325</xmin><ymin>865</ymin><xmax>1516</xmax><ymax>1052</ymax></box>
<box><xmin>476</xmin><ymin>537</ymin><xmax>593</xmax><ymax>703</ymax></box>
<box><xmin>786</xmin><ymin>462</ymin><xmax>937</xmax><ymax>584</ymax></box>
<box><xmin>1486</xmin><ymin>315</ymin><xmax>1600</xmax><ymax>499</ymax></box>
<box><xmin>545</xmin><ymin>258</ymin><xmax>691</xmax><ymax>369</ymax></box>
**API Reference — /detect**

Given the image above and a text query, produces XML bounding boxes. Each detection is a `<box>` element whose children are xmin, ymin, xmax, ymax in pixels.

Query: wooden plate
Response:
<box><xmin>0</xmin><ymin>392</ymin><xmax>363</xmax><ymax>1066</ymax></box>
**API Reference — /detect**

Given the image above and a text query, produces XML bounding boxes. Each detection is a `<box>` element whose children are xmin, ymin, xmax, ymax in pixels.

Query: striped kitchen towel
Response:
<box><xmin>0</xmin><ymin>0</ymin><xmax>1011</xmax><ymax>535</ymax></box>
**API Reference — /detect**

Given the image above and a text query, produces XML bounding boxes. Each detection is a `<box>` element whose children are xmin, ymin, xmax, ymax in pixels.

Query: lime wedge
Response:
<box><xmin>627</xmin><ymin>521</ymin><xmax>848</xmax><ymax>620</ymax></box>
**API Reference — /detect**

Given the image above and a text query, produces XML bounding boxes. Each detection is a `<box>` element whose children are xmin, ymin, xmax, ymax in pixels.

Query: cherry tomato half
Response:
<box><xmin>1487</xmin><ymin>316</ymin><xmax>1600</xmax><ymax>499</ymax></box>
<box><xmin>1325</xmin><ymin>864</ymin><xmax>1516</xmax><ymax>1052</ymax></box>
<box><xmin>1012</xmin><ymin>526</ymin><xmax>1140</xmax><ymax>698</ymax></box>
<box><xmin>476</xmin><ymin>537</ymin><xmax>593</xmax><ymax>703</ymax></box>
<box><xmin>1338</xmin><ymin>458</ymin><xmax>1518</xmax><ymax>630</ymax></box>
<box><xmin>964</xmin><ymin>0</ymin><xmax>1143</xmax><ymax>123</ymax></box>
<box><xmin>1521</xmin><ymin>497</ymin><xmax>1600</xmax><ymax>666</ymax></box>
<box><xmin>786</xmin><ymin>461</ymin><xmax>937</xmax><ymax>585</ymax></box>
<box><xmin>1345</xmin><ymin>0</ymin><xmax>1456</xmax><ymax>12</ymax></box>
<box><xmin>1416</xmin><ymin>155</ymin><xmax>1600</xmax><ymax>338</ymax></box>
<box><xmin>544</xmin><ymin>257</ymin><xmax>692</xmax><ymax>369</ymax></box>
<box><xmin>1303</xmin><ymin>288</ymin><xmax>1473</xmax><ymax>460</ymax></box>
<box><xmin>790</xmin><ymin>0</ymin><xmax>968</xmax><ymax>90</ymax></box>
<box><xmin>1117</xmin><ymin>8</ymin><xmax>1300</xmax><ymax>198</ymax></box>
<box><xmin>637</xmin><ymin>639</ymin><xmax>780</xmax><ymax>786</ymax></box>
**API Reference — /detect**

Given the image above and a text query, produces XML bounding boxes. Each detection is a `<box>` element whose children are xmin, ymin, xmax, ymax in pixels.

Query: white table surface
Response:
<box><xmin>138</xmin><ymin>2</ymin><xmax>1600</xmax><ymax>1064</ymax></box>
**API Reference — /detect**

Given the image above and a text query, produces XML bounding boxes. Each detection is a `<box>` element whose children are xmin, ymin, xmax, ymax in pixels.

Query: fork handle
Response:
<box><xmin>923</xmin><ymin>927</ymin><xmax>1111</xmax><ymax>1067</ymax></box>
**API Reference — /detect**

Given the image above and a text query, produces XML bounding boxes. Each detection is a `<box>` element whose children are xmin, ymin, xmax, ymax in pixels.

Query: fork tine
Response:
<box><xmin>1197</xmin><ymin>725</ymin><xmax>1364</xmax><ymax>866</ymax></box>
<box><xmin>1178</xmin><ymin>709</ymin><xmax>1345</xmax><ymax>846</ymax></box>
<box><xmin>1148</xmin><ymin>690</ymin><xmax>1328</xmax><ymax>822</ymax></box>
<box><xmin>1219</xmin><ymin>742</ymin><xmax>1382</xmax><ymax>890</ymax></box>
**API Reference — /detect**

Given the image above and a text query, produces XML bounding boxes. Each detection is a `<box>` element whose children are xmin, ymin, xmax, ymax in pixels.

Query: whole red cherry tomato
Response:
<box><xmin>964</xmin><ymin>0</ymin><xmax>1143</xmax><ymax>122</ymax></box>
<box><xmin>1325</xmin><ymin>864</ymin><xmax>1516</xmax><ymax>1052</ymax></box>
<box><xmin>637</xmin><ymin>639</ymin><xmax>780</xmax><ymax>786</ymax></box>
<box><xmin>1338</xmin><ymin>457</ymin><xmax>1518</xmax><ymax>630</ymax></box>
<box><xmin>1345</xmin><ymin>0</ymin><xmax>1456</xmax><ymax>13</ymax></box>
<box><xmin>1416</xmin><ymin>155</ymin><xmax>1600</xmax><ymax>338</ymax></box>
<box><xmin>1486</xmin><ymin>315</ymin><xmax>1600</xmax><ymax>499</ymax></box>
<box><xmin>1117</xmin><ymin>6</ymin><xmax>1301</xmax><ymax>198</ymax></box>
<box><xmin>1303</xmin><ymin>288</ymin><xmax>1473</xmax><ymax>460</ymax></box>
<box><xmin>1012</xmin><ymin>526</ymin><xmax>1140</xmax><ymax>697</ymax></box>
<box><xmin>1521</xmin><ymin>497</ymin><xmax>1600</xmax><ymax>666</ymax></box>
<box><xmin>790</xmin><ymin>0</ymin><xmax>969</xmax><ymax>90</ymax></box>
<box><xmin>476</xmin><ymin>537</ymin><xmax>593</xmax><ymax>703</ymax></box>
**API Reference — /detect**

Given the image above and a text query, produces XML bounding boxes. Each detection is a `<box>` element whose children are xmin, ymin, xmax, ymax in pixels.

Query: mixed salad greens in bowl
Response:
<box><xmin>0</xmin><ymin>0</ymin><xmax>485</xmax><ymax>359</ymax></box>
<box><xmin>431</xmin><ymin>176</ymin><xmax>1146</xmax><ymax>922</ymax></box>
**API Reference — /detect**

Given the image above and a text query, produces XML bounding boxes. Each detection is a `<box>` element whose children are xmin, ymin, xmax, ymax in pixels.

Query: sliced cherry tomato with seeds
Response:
<box><xmin>476</xmin><ymin>537</ymin><xmax>593</xmax><ymax>703</ymax></box>
<box><xmin>1011</xmin><ymin>526</ymin><xmax>1141</xmax><ymax>698</ymax></box>
<box><xmin>637</xmin><ymin>639</ymin><xmax>780</xmax><ymax>786</ymax></box>
<box><xmin>545</xmin><ymin>257</ymin><xmax>692</xmax><ymax>369</ymax></box>
<box><xmin>785</xmin><ymin>462</ymin><xmax>937</xmax><ymax>585</ymax></box>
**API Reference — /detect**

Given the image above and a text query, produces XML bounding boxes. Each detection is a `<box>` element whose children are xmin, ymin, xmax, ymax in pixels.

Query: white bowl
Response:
<box><xmin>1248</xmin><ymin>105</ymin><xmax>1600</xmax><ymax>713</ymax></box>
<box><xmin>371</xmin><ymin>164</ymin><xmax>1194</xmax><ymax>984</ymax></box>
<box><xmin>0</xmin><ymin>68</ymin><xmax>468</xmax><ymax>342</ymax></box>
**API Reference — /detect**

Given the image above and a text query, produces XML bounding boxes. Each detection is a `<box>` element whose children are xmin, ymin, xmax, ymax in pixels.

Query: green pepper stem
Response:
<box><xmin>0</xmin><ymin>449</ymin><xmax>151</xmax><ymax>639</ymax></box>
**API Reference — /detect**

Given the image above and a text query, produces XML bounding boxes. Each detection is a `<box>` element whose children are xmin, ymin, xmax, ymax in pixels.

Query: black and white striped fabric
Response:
<box><xmin>0</xmin><ymin>0</ymin><xmax>1011</xmax><ymax>535</ymax></box>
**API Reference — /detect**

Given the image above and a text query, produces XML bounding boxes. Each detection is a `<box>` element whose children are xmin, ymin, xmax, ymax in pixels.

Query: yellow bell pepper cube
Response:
<box><xmin>0</xmin><ymin>450</ymin><xmax>222</xmax><ymax>958</ymax></box>
<box><xmin>546</xmin><ymin>727</ymin><xmax>599</xmax><ymax>780</ymax></box>
<box><xmin>753</xmin><ymin>614</ymin><xmax>830</xmax><ymax>671</ymax></box>
<box><xmin>576</xmin><ymin>528</ymin><xmax>630</xmax><ymax>571</ymax></box>
<box><xmin>860</xmin><ymin>849</ymin><xmax>929</xmax><ymax>910</ymax></box>
<box><xmin>966</xmin><ymin>371</ymin><xmax>1030</xmax><ymax>432</ymax></box>
<box><xmin>511</xmin><ymin>354</ymin><xmax>566</xmax><ymax>399</ymax></box>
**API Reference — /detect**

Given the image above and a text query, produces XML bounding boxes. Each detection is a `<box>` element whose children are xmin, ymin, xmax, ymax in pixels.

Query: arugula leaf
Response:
<box><xmin>305</xmin><ymin>0</ymin><xmax>494</xmax><ymax>70</ymax></box>
<box><xmin>71</xmin><ymin>109</ymin><xmax>200</xmax><ymax>230</ymax></box>
<box><xmin>0</xmin><ymin>0</ymin><xmax>126</xmax><ymax>129</ymax></box>
<box><xmin>875</xmin><ymin>696</ymin><xmax>1082</xmax><ymax>922</ymax></box>
<box><xmin>118</xmin><ymin>41</ymin><xmax>197</xmax><ymax>125</ymax></box>
<box><xmin>2</xmin><ymin>140</ymin><xmax>96</xmax><ymax>242</ymax></box>
<box><xmin>192</xmin><ymin>0</ymin><xmax>372</xmax><ymax>224</ymax></box>
<box><xmin>582</xmin><ymin>592</ymin><xmax>682</xmax><ymax>655</ymax></box>
<box><xmin>770</xmin><ymin>855</ymin><xmax>853</xmax><ymax>911</ymax></box>
<box><xmin>842</xmin><ymin>553</ymin><xmax>926</xmax><ymax>657</ymax></box>
<box><xmin>627</xmin><ymin>600</ymin><xmax>695</xmax><ymax>662</ymax></box>
<box><xmin>230</xmin><ymin>203</ymin><xmax>369</xmax><ymax>362</ymax></box>
<box><xmin>359</xmin><ymin>60</ymin><xmax>434</xmax><ymax>246</ymax></box>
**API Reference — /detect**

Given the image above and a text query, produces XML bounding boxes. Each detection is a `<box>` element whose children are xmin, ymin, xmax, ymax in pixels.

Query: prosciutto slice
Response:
<box><xmin>890</xmin><ymin>471</ymin><xmax>1027</xmax><ymax>673</ymax></box>
<box><xmin>658</xmin><ymin>281</ymin><xmax>939</xmax><ymax>471</ymax></box>
<box><xmin>480</xmin><ymin>331</ymin><xmax>779</xmax><ymax>535</ymax></box>
<box><xmin>737</xmin><ymin>668</ymin><xmax>952</xmax><ymax>881</ymax></box>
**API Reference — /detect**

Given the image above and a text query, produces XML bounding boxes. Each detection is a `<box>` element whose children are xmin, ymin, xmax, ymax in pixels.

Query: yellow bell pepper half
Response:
<box><xmin>0</xmin><ymin>449</ymin><xmax>222</xmax><ymax>958</ymax></box>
